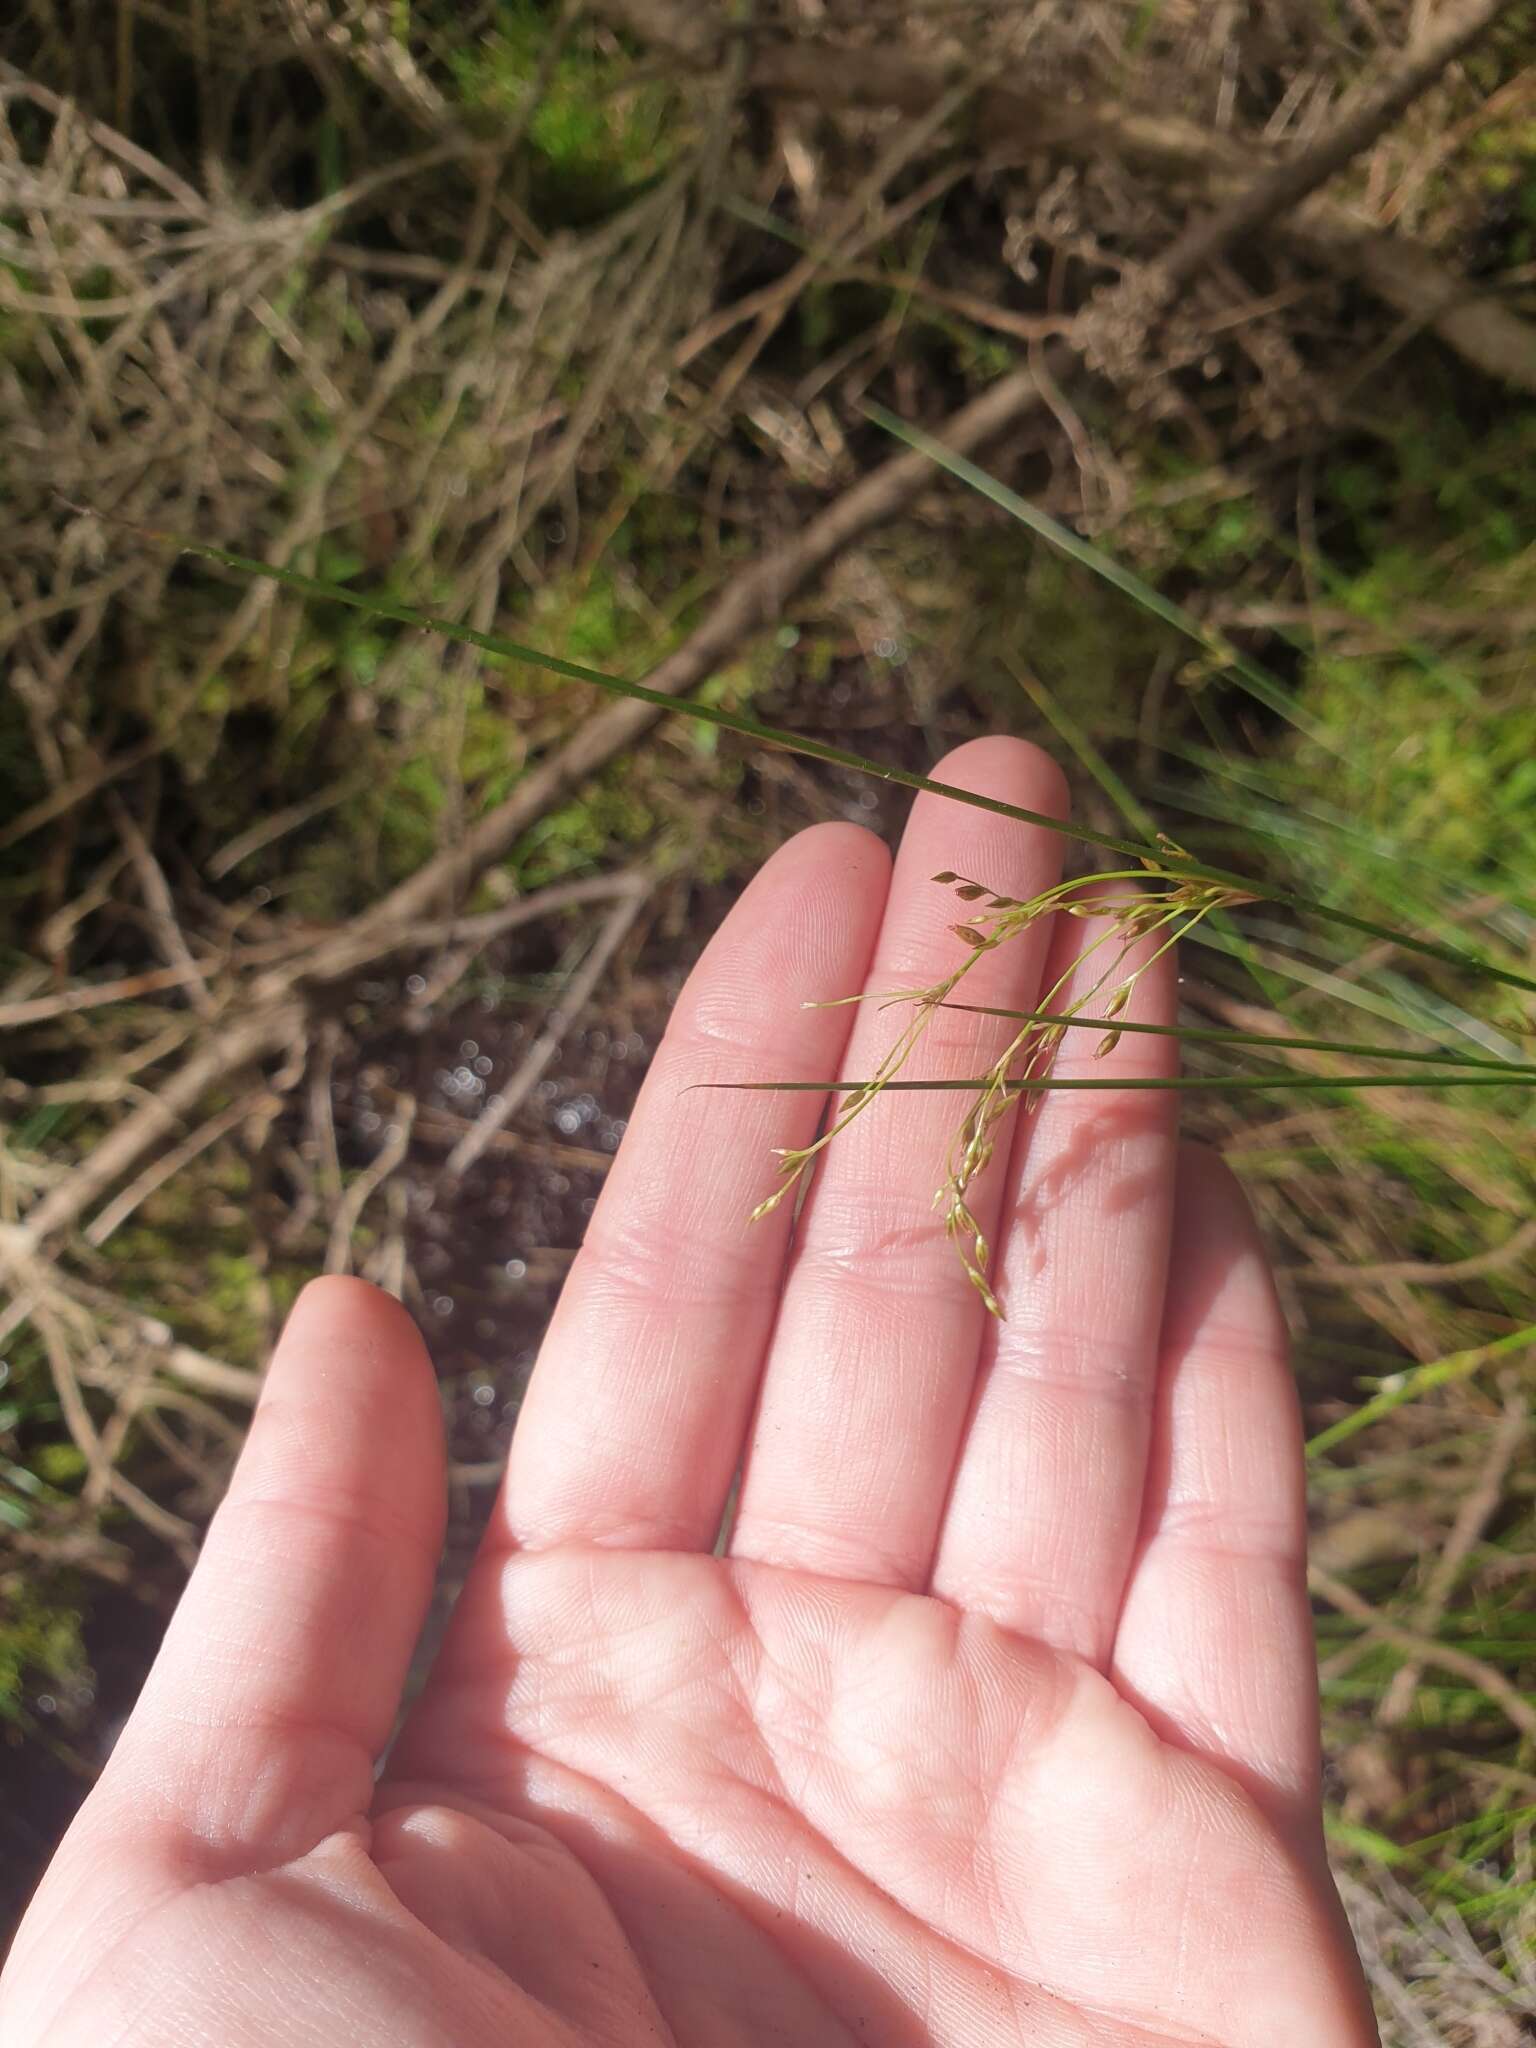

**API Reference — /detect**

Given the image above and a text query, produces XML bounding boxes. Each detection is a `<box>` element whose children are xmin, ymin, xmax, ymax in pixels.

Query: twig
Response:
<box><xmin>1301</xmin><ymin>1214</ymin><xmax>1536</xmax><ymax>1287</ymax></box>
<box><xmin>1154</xmin><ymin>0</ymin><xmax>1514</xmax><ymax>289</ymax></box>
<box><xmin>410</xmin><ymin>1105</ymin><xmax>612</xmax><ymax>1175</ymax></box>
<box><xmin>403</xmin><ymin>872</ymin><xmax>648</xmax><ymax>1010</ymax></box>
<box><xmin>85</xmin><ymin>1288</ymin><xmax>263</xmax><ymax>1402</ymax></box>
<box><xmin>308</xmin><ymin>1020</ymin><xmax>344</xmax><ymax>1210</ymax></box>
<box><xmin>0</xmin><ymin>60</ymin><xmax>208</xmax><ymax>209</ymax></box>
<box><xmin>158</xmin><ymin>1341</ymin><xmax>262</xmax><ymax>1403</ymax></box>
<box><xmin>204</xmin><ymin>778</ymin><xmax>358</xmax><ymax>880</ymax></box>
<box><xmin>1310</xmin><ymin>1560</ymin><xmax>1536</xmax><ymax>1740</ymax></box>
<box><xmin>325</xmin><ymin>1094</ymin><xmax>417</xmax><ymax>1275</ymax></box>
<box><xmin>23</xmin><ymin>6</ymin><xmax>1520</xmax><ymax>1254</ymax></box>
<box><xmin>448</xmin><ymin>1458</ymin><xmax>509</xmax><ymax>1487</ymax></box>
<box><xmin>92</xmin><ymin>1324</ymin><xmax>160</xmax><ymax>1490</ymax></box>
<box><xmin>108</xmin><ymin>792</ymin><xmax>215</xmax><ymax>1017</ymax></box>
<box><xmin>709</xmin><ymin>150</ymin><xmax>970</xmax><ymax>335</ymax></box>
<box><xmin>0</xmin><ymin>737</ymin><xmax>161</xmax><ymax>856</ymax></box>
<box><xmin>84</xmin><ymin>1091</ymin><xmax>267</xmax><ymax>1248</ymax></box>
<box><xmin>749</xmin><ymin>37</ymin><xmax>1536</xmax><ymax>393</ymax></box>
<box><xmin>342</xmin><ymin>363</ymin><xmax>1046</xmax><ymax>937</ymax></box>
<box><xmin>30</xmin><ymin>1293</ymin><xmax>195</xmax><ymax>1550</ymax></box>
<box><xmin>590</xmin><ymin>96</ymin><xmax>975</xmax><ymax>564</ymax></box>
<box><xmin>445</xmin><ymin>877</ymin><xmax>652</xmax><ymax>1179</ymax></box>
<box><xmin>0</xmin><ymin>1240</ymin><xmax>262</xmax><ymax>1403</ymax></box>
<box><xmin>14</xmin><ymin>869</ymin><xmax>674</xmax><ymax>1249</ymax></box>
<box><xmin>1380</xmin><ymin>1392</ymin><xmax>1527</xmax><ymax>1724</ymax></box>
<box><xmin>360</xmin><ymin>1176</ymin><xmax>410</xmax><ymax>1302</ymax></box>
<box><xmin>26</xmin><ymin>10</ymin><xmax>1517</xmax><ymax>1282</ymax></box>
<box><xmin>0</xmin><ymin>960</ymin><xmax>221</xmax><ymax>1029</ymax></box>
<box><xmin>16</xmin><ymin>1001</ymin><xmax>304</xmax><ymax>1248</ymax></box>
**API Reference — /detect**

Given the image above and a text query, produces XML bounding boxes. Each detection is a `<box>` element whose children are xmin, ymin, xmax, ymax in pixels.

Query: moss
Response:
<box><xmin>0</xmin><ymin>1582</ymin><xmax>85</xmax><ymax>1725</ymax></box>
<box><xmin>1295</xmin><ymin>656</ymin><xmax>1536</xmax><ymax>879</ymax></box>
<box><xmin>450</xmin><ymin>2</ymin><xmax>682</xmax><ymax>222</ymax></box>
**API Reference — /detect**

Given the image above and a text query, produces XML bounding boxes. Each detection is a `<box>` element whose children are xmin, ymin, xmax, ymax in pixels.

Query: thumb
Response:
<box><xmin>80</xmin><ymin>1277</ymin><xmax>445</xmax><ymax>1870</ymax></box>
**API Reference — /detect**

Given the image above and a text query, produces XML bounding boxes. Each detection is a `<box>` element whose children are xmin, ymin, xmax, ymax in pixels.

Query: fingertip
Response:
<box><xmin>258</xmin><ymin>1276</ymin><xmax>445</xmax><ymax>1507</ymax></box>
<box><xmin>762</xmin><ymin>818</ymin><xmax>893</xmax><ymax>910</ymax></box>
<box><xmin>684</xmin><ymin>820</ymin><xmax>890</xmax><ymax>1040</ymax></box>
<box><xmin>288</xmin><ymin>1273</ymin><xmax>428</xmax><ymax>1350</ymax></box>
<box><xmin>780</xmin><ymin>817</ymin><xmax>892</xmax><ymax>873</ymax></box>
<box><xmin>279</xmin><ymin>1276</ymin><xmax>440</xmax><ymax>1418</ymax></box>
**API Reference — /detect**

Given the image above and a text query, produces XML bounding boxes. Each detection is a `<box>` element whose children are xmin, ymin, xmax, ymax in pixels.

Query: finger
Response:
<box><xmin>500</xmin><ymin>822</ymin><xmax>889</xmax><ymax>1553</ymax></box>
<box><xmin>730</xmin><ymin>737</ymin><xmax>1070</xmax><ymax>1588</ymax></box>
<box><xmin>1110</xmin><ymin>1142</ymin><xmax>1321</xmax><ymax>1827</ymax></box>
<box><xmin>95</xmin><ymin>1278</ymin><xmax>445</xmax><ymax>1866</ymax></box>
<box><xmin>929</xmin><ymin>892</ymin><xmax>1179</xmax><ymax>1662</ymax></box>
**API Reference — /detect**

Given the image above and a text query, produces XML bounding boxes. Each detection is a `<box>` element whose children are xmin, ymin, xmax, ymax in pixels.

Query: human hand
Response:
<box><xmin>1</xmin><ymin>739</ymin><xmax>1377</xmax><ymax>2046</ymax></box>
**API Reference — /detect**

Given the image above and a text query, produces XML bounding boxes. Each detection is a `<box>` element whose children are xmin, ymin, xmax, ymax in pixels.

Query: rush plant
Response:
<box><xmin>750</xmin><ymin>853</ymin><xmax>1251</xmax><ymax>1314</ymax></box>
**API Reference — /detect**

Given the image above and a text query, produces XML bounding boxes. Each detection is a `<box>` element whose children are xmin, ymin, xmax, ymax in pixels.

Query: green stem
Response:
<box><xmin>867</xmin><ymin>403</ymin><xmax>1332</xmax><ymax>745</ymax></box>
<box><xmin>713</xmin><ymin>1073</ymin><xmax>1532</xmax><ymax>1094</ymax></box>
<box><xmin>1307</xmin><ymin>1324</ymin><xmax>1536</xmax><ymax>1459</ymax></box>
<box><xmin>929</xmin><ymin>1003</ymin><xmax>1536</xmax><ymax>1075</ymax></box>
<box><xmin>161</xmin><ymin>530</ymin><xmax>1536</xmax><ymax>994</ymax></box>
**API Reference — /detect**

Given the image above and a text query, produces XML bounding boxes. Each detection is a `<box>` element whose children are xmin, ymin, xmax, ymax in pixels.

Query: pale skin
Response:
<box><xmin>2</xmin><ymin>739</ymin><xmax>1378</xmax><ymax>2046</ymax></box>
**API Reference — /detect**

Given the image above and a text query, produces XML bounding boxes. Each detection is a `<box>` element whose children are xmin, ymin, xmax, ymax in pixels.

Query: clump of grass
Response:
<box><xmin>751</xmin><ymin>851</ymin><xmax>1251</xmax><ymax>1313</ymax></box>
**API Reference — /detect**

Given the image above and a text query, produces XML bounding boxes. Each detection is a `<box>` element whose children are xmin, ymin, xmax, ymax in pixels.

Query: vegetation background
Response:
<box><xmin>2</xmin><ymin>1</ymin><xmax>1534</xmax><ymax>2036</ymax></box>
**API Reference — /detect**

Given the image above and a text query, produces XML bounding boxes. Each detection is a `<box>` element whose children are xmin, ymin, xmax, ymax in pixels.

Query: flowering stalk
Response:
<box><xmin>752</xmin><ymin>849</ymin><xmax>1253</xmax><ymax>1315</ymax></box>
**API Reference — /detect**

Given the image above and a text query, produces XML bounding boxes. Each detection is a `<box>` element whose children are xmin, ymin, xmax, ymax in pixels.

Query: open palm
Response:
<box><xmin>2</xmin><ymin>741</ymin><xmax>1376</xmax><ymax>2046</ymax></box>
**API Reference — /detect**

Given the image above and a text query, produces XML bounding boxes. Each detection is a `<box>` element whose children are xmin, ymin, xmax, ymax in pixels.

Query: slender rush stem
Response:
<box><xmin>928</xmin><ymin>1002</ymin><xmax>1536</xmax><ymax>1076</ymax></box>
<box><xmin>156</xmin><ymin>531</ymin><xmax>1536</xmax><ymax>996</ymax></box>
<box><xmin>713</xmin><ymin>1073</ymin><xmax>1531</xmax><ymax>1094</ymax></box>
<box><xmin>1307</xmin><ymin>1324</ymin><xmax>1536</xmax><ymax>1459</ymax></box>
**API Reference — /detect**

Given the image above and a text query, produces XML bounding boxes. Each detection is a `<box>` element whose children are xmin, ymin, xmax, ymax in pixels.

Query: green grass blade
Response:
<box><xmin>1145</xmin><ymin>761</ymin><xmax>1536</xmax><ymax>928</ymax></box>
<box><xmin>1307</xmin><ymin>1323</ymin><xmax>1536</xmax><ymax>1459</ymax></box>
<box><xmin>157</xmin><ymin>527</ymin><xmax>1536</xmax><ymax>995</ymax></box>
<box><xmin>1032</xmin><ymin>706</ymin><xmax>1536</xmax><ymax>932</ymax></box>
<box><xmin>712</xmin><ymin>1073</ymin><xmax>1531</xmax><ymax>1094</ymax></box>
<box><xmin>1009</xmin><ymin>660</ymin><xmax>1309</xmax><ymax>1016</ymax></box>
<box><xmin>929</xmin><ymin>1002</ymin><xmax>1536</xmax><ymax>1075</ymax></box>
<box><xmin>865</xmin><ymin>402</ymin><xmax>1333</xmax><ymax>746</ymax></box>
<box><xmin>1323</xmin><ymin>1813</ymin><xmax>1412</xmax><ymax>1867</ymax></box>
<box><xmin>1009</xmin><ymin>661</ymin><xmax>1157</xmax><ymax>838</ymax></box>
<box><xmin>1182</xmin><ymin>920</ymin><xmax>1532</xmax><ymax>1056</ymax></box>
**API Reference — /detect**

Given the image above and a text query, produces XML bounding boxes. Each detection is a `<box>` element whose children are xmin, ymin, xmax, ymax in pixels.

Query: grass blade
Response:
<box><xmin>928</xmin><ymin>1002</ymin><xmax>1536</xmax><ymax>1075</ymax></box>
<box><xmin>865</xmin><ymin>402</ymin><xmax>1333</xmax><ymax>746</ymax></box>
<box><xmin>713</xmin><ymin>1073</ymin><xmax>1532</xmax><ymax>1094</ymax></box>
<box><xmin>1307</xmin><ymin>1324</ymin><xmax>1536</xmax><ymax>1458</ymax></box>
<box><xmin>152</xmin><ymin>525</ymin><xmax>1536</xmax><ymax>995</ymax></box>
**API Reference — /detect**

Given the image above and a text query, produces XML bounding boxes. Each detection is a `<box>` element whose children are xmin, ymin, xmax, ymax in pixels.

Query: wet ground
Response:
<box><xmin>1</xmin><ymin>732</ymin><xmax>920</xmax><ymax>1935</ymax></box>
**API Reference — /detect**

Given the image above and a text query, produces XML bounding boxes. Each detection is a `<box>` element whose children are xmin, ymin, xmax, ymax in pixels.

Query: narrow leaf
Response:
<box><xmin>709</xmin><ymin>1073</ymin><xmax>1532</xmax><ymax>1094</ymax></box>
<box><xmin>931</xmin><ymin>1002</ymin><xmax>1536</xmax><ymax>1076</ymax></box>
<box><xmin>140</xmin><ymin>522</ymin><xmax>1536</xmax><ymax>995</ymax></box>
<box><xmin>1307</xmin><ymin>1324</ymin><xmax>1536</xmax><ymax>1458</ymax></box>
